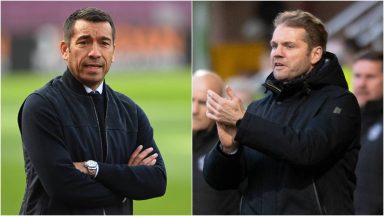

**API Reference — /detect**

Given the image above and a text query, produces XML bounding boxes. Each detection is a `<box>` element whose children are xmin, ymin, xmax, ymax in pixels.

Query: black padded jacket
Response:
<box><xmin>204</xmin><ymin>52</ymin><xmax>360</xmax><ymax>214</ymax></box>
<box><xmin>18</xmin><ymin>69</ymin><xmax>166</xmax><ymax>215</ymax></box>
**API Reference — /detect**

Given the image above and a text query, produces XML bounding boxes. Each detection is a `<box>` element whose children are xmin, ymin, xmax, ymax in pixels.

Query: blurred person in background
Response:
<box><xmin>18</xmin><ymin>7</ymin><xmax>166</xmax><ymax>215</ymax></box>
<box><xmin>225</xmin><ymin>51</ymin><xmax>272</xmax><ymax>108</ymax></box>
<box><xmin>204</xmin><ymin>10</ymin><xmax>360</xmax><ymax>214</ymax></box>
<box><xmin>352</xmin><ymin>51</ymin><xmax>383</xmax><ymax>215</ymax></box>
<box><xmin>192</xmin><ymin>70</ymin><xmax>241</xmax><ymax>214</ymax></box>
<box><xmin>226</xmin><ymin>76</ymin><xmax>256</xmax><ymax>108</ymax></box>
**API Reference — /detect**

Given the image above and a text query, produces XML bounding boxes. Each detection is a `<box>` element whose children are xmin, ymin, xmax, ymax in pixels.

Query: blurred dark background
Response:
<box><xmin>2</xmin><ymin>1</ymin><xmax>192</xmax><ymax>74</ymax></box>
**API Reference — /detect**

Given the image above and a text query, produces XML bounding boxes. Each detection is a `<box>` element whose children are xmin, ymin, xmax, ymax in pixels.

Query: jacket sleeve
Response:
<box><xmin>235</xmin><ymin>93</ymin><xmax>361</xmax><ymax>166</ymax></box>
<box><xmin>95</xmin><ymin>105</ymin><xmax>167</xmax><ymax>200</ymax></box>
<box><xmin>19</xmin><ymin>94</ymin><xmax>123</xmax><ymax>208</ymax></box>
<box><xmin>203</xmin><ymin>142</ymin><xmax>247</xmax><ymax>190</ymax></box>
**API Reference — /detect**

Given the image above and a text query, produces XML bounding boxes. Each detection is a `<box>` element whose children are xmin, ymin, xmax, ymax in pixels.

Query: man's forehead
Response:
<box><xmin>73</xmin><ymin>20</ymin><xmax>112</xmax><ymax>35</ymax></box>
<box><xmin>353</xmin><ymin>60</ymin><xmax>383</xmax><ymax>74</ymax></box>
<box><xmin>271</xmin><ymin>25</ymin><xmax>307</xmax><ymax>41</ymax></box>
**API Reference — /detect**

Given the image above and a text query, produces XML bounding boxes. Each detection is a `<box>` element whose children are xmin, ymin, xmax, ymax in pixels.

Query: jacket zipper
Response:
<box><xmin>90</xmin><ymin>96</ymin><xmax>107</xmax><ymax>215</ymax></box>
<box><xmin>104</xmin><ymin>94</ymin><xmax>109</xmax><ymax>161</ymax></box>
<box><xmin>312</xmin><ymin>178</ymin><xmax>325</xmax><ymax>214</ymax></box>
<box><xmin>90</xmin><ymin>97</ymin><xmax>104</xmax><ymax>162</ymax></box>
<box><xmin>239</xmin><ymin>194</ymin><xmax>244</xmax><ymax>214</ymax></box>
<box><xmin>264</xmin><ymin>80</ymin><xmax>282</xmax><ymax>94</ymax></box>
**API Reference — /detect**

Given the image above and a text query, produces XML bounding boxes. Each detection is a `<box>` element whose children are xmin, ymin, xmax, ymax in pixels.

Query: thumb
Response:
<box><xmin>225</xmin><ymin>85</ymin><xmax>236</xmax><ymax>100</ymax></box>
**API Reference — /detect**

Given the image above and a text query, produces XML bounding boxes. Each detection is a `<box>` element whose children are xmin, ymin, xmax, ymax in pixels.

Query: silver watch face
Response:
<box><xmin>86</xmin><ymin>160</ymin><xmax>97</xmax><ymax>168</ymax></box>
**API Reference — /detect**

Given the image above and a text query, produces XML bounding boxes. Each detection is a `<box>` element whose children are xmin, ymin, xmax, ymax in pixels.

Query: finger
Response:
<box><xmin>128</xmin><ymin>145</ymin><xmax>143</xmax><ymax>165</ymax></box>
<box><xmin>149</xmin><ymin>159</ymin><xmax>157</xmax><ymax>166</ymax></box>
<box><xmin>226</xmin><ymin>86</ymin><xmax>244</xmax><ymax>108</ymax></box>
<box><xmin>73</xmin><ymin>162</ymin><xmax>79</xmax><ymax>170</ymax></box>
<box><xmin>206</xmin><ymin>110</ymin><xmax>219</xmax><ymax>121</ymax></box>
<box><xmin>206</xmin><ymin>100</ymin><xmax>220</xmax><ymax>117</ymax></box>
<box><xmin>205</xmin><ymin>100</ymin><xmax>215</xmax><ymax>116</ymax></box>
<box><xmin>207</xmin><ymin>89</ymin><xmax>224</xmax><ymax>104</ymax></box>
<box><xmin>206</xmin><ymin>94</ymin><xmax>222</xmax><ymax>114</ymax></box>
<box><xmin>143</xmin><ymin>158</ymin><xmax>157</xmax><ymax>166</ymax></box>
<box><xmin>132</xmin><ymin>147</ymin><xmax>154</xmax><ymax>165</ymax></box>
<box><xmin>225</xmin><ymin>85</ymin><xmax>236</xmax><ymax>100</ymax></box>
<box><xmin>73</xmin><ymin>162</ymin><xmax>87</xmax><ymax>174</ymax></box>
<box><xmin>141</xmin><ymin>153</ymin><xmax>158</xmax><ymax>165</ymax></box>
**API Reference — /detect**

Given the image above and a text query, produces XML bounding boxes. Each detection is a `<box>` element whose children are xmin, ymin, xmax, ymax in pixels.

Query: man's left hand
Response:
<box><xmin>73</xmin><ymin>162</ymin><xmax>88</xmax><ymax>174</ymax></box>
<box><xmin>206</xmin><ymin>85</ymin><xmax>245</xmax><ymax>126</ymax></box>
<box><xmin>128</xmin><ymin>145</ymin><xmax>158</xmax><ymax>166</ymax></box>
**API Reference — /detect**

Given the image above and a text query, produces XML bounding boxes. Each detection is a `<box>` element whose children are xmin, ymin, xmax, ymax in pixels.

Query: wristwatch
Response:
<box><xmin>84</xmin><ymin>160</ymin><xmax>99</xmax><ymax>177</ymax></box>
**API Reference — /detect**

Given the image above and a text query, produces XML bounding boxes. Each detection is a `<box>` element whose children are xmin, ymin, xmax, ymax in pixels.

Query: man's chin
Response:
<box><xmin>80</xmin><ymin>76</ymin><xmax>104</xmax><ymax>88</ymax></box>
<box><xmin>273</xmin><ymin>72</ymin><xmax>288</xmax><ymax>81</ymax></box>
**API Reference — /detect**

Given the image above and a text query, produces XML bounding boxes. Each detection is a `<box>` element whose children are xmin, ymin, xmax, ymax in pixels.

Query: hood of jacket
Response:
<box><xmin>263</xmin><ymin>52</ymin><xmax>348</xmax><ymax>100</ymax></box>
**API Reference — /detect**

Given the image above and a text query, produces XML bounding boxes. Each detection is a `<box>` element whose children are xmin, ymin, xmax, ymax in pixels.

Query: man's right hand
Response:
<box><xmin>128</xmin><ymin>145</ymin><xmax>158</xmax><ymax>166</ymax></box>
<box><xmin>206</xmin><ymin>86</ymin><xmax>245</xmax><ymax>126</ymax></box>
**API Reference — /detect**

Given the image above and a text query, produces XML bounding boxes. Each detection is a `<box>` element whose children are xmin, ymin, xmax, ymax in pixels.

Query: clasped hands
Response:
<box><xmin>206</xmin><ymin>86</ymin><xmax>245</xmax><ymax>153</ymax></box>
<box><xmin>73</xmin><ymin>145</ymin><xmax>158</xmax><ymax>175</ymax></box>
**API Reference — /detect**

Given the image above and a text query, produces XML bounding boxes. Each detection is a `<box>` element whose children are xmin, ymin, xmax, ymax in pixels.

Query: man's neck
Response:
<box><xmin>84</xmin><ymin>81</ymin><xmax>104</xmax><ymax>94</ymax></box>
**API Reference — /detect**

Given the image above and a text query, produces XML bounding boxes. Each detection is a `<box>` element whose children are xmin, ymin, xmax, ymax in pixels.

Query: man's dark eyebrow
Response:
<box><xmin>100</xmin><ymin>36</ymin><xmax>112</xmax><ymax>42</ymax></box>
<box><xmin>76</xmin><ymin>35</ymin><xmax>91</xmax><ymax>41</ymax></box>
<box><xmin>282</xmin><ymin>41</ymin><xmax>295</xmax><ymax>45</ymax></box>
<box><xmin>75</xmin><ymin>35</ymin><xmax>112</xmax><ymax>42</ymax></box>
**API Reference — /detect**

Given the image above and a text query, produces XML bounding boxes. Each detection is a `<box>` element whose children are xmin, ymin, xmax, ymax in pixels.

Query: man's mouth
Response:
<box><xmin>83</xmin><ymin>63</ymin><xmax>103</xmax><ymax>72</ymax></box>
<box><xmin>84</xmin><ymin>63</ymin><xmax>102</xmax><ymax>68</ymax></box>
<box><xmin>355</xmin><ymin>91</ymin><xmax>368</xmax><ymax>96</ymax></box>
<box><xmin>274</xmin><ymin>62</ymin><xmax>285</xmax><ymax>69</ymax></box>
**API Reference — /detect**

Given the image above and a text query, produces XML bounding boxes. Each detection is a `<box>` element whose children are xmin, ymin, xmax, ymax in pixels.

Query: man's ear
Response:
<box><xmin>60</xmin><ymin>40</ymin><xmax>69</xmax><ymax>60</ymax></box>
<box><xmin>310</xmin><ymin>46</ymin><xmax>323</xmax><ymax>65</ymax></box>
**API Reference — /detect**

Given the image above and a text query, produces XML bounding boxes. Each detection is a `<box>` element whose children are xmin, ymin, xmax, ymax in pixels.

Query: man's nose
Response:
<box><xmin>354</xmin><ymin>77</ymin><xmax>367</xmax><ymax>89</ymax></box>
<box><xmin>272</xmin><ymin>45</ymin><xmax>283</xmax><ymax>58</ymax></box>
<box><xmin>88</xmin><ymin>44</ymin><xmax>101</xmax><ymax>58</ymax></box>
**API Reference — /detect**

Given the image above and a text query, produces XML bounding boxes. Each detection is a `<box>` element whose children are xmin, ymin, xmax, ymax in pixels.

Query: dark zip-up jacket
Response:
<box><xmin>18</xmin><ymin>69</ymin><xmax>166</xmax><ymax>215</ymax></box>
<box><xmin>204</xmin><ymin>52</ymin><xmax>360</xmax><ymax>214</ymax></box>
<box><xmin>354</xmin><ymin>99</ymin><xmax>383</xmax><ymax>214</ymax></box>
<box><xmin>193</xmin><ymin>127</ymin><xmax>241</xmax><ymax>214</ymax></box>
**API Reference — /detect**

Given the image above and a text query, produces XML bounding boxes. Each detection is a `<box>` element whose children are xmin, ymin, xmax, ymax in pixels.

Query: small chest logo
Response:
<box><xmin>333</xmin><ymin>106</ymin><xmax>342</xmax><ymax>114</ymax></box>
<box><xmin>368</xmin><ymin>123</ymin><xmax>382</xmax><ymax>141</ymax></box>
<box><xmin>198</xmin><ymin>155</ymin><xmax>206</xmax><ymax>171</ymax></box>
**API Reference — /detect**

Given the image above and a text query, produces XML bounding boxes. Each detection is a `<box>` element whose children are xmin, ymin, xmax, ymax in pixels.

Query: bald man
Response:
<box><xmin>192</xmin><ymin>70</ymin><xmax>240</xmax><ymax>215</ymax></box>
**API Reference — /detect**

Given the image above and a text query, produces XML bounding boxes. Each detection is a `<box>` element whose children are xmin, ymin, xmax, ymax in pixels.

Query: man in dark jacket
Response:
<box><xmin>204</xmin><ymin>10</ymin><xmax>360</xmax><ymax>214</ymax></box>
<box><xmin>352</xmin><ymin>51</ymin><xmax>383</xmax><ymax>214</ymax></box>
<box><xmin>192</xmin><ymin>70</ymin><xmax>240</xmax><ymax>214</ymax></box>
<box><xmin>18</xmin><ymin>8</ymin><xmax>166</xmax><ymax>215</ymax></box>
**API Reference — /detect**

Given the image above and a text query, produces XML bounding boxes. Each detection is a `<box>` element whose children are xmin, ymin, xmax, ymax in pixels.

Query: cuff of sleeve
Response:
<box><xmin>219</xmin><ymin>143</ymin><xmax>239</xmax><ymax>155</ymax></box>
<box><xmin>215</xmin><ymin>141</ymin><xmax>242</xmax><ymax>159</ymax></box>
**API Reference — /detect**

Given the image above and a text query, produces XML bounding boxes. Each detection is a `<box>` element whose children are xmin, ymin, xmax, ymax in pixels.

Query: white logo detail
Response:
<box><xmin>368</xmin><ymin>123</ymin><xmax>382</xmax><ymax>141</ymax></box>
<box><xmin>198</xmin><ymin>155</ymin><xmax>206</xmax><ymax>171</ymax></box>
<box><xmin>333</xmin><ymin>106</ymin><xmax>342</xmax><ymax>114</ymax></box>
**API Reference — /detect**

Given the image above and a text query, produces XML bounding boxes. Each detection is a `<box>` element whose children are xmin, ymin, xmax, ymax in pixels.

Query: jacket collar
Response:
<box><xmin>263</xmin><ymin>72</ymin><xmax>311</xmax><ymax>101</ymax></box>
<box><xmin>62</xmin><ymin>68</ymin><xmax>105</xmax><ymax>96</ymax></box>
<box><xmin>262</xmin><ymin>52</ymin><xmax>346</xmax><ymax>101</ymax></box>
